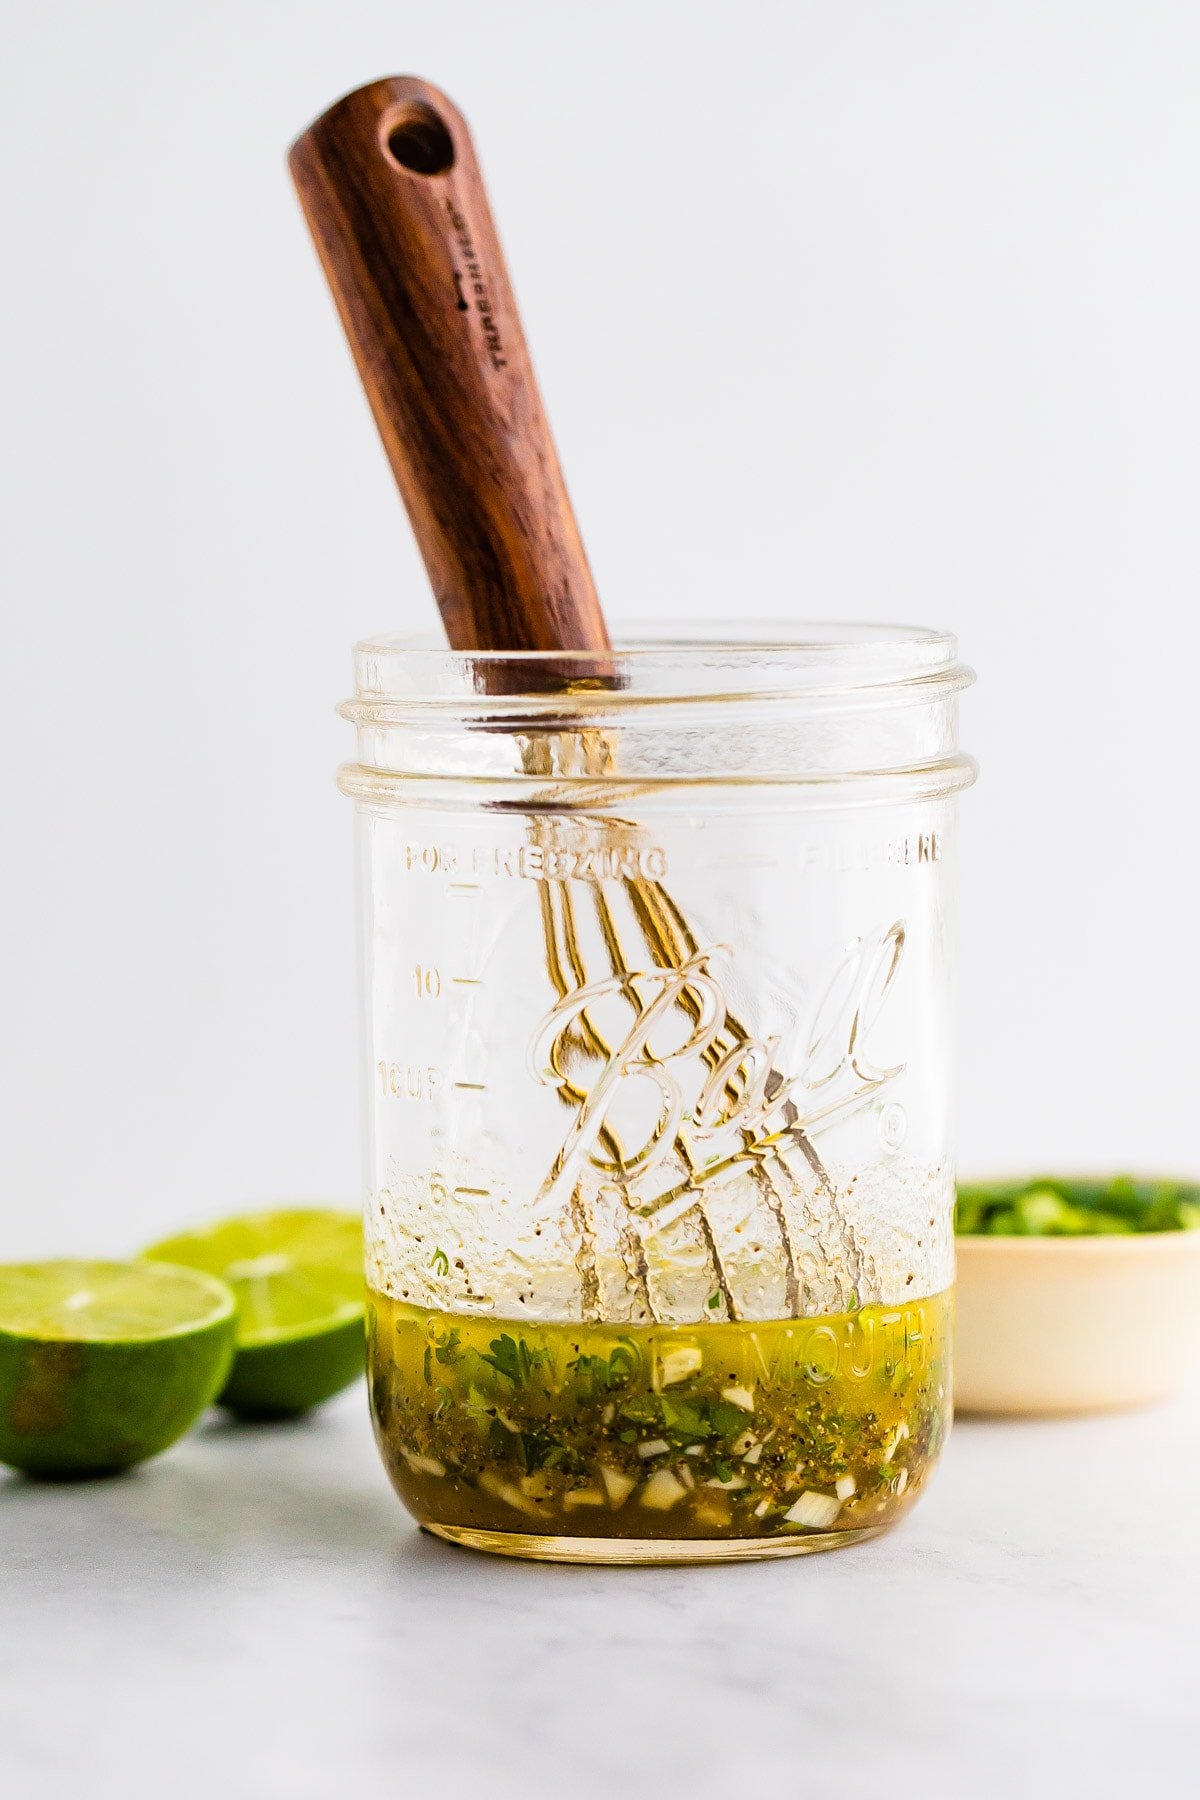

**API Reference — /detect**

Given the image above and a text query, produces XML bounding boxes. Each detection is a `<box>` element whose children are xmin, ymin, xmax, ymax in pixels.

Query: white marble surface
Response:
<box><xmin>3</xmin><ymin>1381</ymin><xmax>1197</xmax><ymax>1800</ymax></box>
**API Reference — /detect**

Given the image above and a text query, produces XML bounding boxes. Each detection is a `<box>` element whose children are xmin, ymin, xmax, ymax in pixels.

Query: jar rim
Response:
<box><xmin>346</xmin><ymin>621</ymin><xmax>972</xmax><ymax>713</ymax></box>
<box><xmin>340</xmin><ymin>621</ymin><xmax>975</xmax><ymax>798</ymax></box>
<box><xmin>353</xmin><ymin>619</ymin><xmax>957</xmax><ymax>663</ymax></box>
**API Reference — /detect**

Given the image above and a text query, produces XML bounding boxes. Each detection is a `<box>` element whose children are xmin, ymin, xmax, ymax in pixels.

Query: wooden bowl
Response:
<box><xmin>954</xmin><ymin>1230</ymin><xmax>1200</xmax><ymax>1414</ymax></box>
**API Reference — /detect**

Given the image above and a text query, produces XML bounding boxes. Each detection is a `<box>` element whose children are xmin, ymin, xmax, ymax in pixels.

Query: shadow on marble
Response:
<box><xmin>0</xmin><ymin>1401</ymin><xmax>414</xmax><ymax>1570</ymax></box>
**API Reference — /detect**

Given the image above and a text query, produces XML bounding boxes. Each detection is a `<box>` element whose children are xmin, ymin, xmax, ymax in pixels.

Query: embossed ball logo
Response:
<box><xmin>528</xmin><ymin>923</ymin><xmax>908</xmax><ymax>1211</ymax></box>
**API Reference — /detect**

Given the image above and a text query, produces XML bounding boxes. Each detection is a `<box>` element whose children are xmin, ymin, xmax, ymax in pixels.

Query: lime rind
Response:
<box><xmin>0</xmin><ymin>1259</ymin><xmax>237</xmax><ymax>1478</ymax></box>
<box><xmin>218</xmin><ymin>1317</ymin><xmax>366</xmax><ymax>1418</ymax></box>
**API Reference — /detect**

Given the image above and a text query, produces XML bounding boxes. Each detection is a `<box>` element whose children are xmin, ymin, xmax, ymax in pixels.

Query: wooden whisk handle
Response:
<box><xmin>289</xmin><ymin>75</ymin><xmax>610</xmax><ymax>657</ymax></box>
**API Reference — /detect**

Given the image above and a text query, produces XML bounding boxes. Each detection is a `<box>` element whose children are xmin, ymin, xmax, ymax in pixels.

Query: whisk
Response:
<box><xmin>290</xmin><ymin>77</ymin><xmax>861</xmax><ymax>1322</ymax></box>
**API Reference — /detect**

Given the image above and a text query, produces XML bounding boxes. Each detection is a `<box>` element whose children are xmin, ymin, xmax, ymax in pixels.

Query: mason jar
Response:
<box><xmin>339</xmin><ymin>625</ymin><xmax>975</xmax><ymax>1563</ymax></box>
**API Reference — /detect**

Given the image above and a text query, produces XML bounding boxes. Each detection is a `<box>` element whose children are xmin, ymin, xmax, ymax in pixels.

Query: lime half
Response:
<box><xmin>0</xmin><ymin>1260</ymin><xmax>236</xmax><ymax>1479</ymax></box>
<box><xmin>144</xmin><ymin>1209</ymin><xmax>365</xmax><ymax>1418</ymax></box>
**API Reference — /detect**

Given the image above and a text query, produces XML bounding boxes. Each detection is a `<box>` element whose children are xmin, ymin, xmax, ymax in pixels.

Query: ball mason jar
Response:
<box><xmin>340</xmin><ymin>626</ymin><xmax>975</xmax><ymax>1563</ymax></box>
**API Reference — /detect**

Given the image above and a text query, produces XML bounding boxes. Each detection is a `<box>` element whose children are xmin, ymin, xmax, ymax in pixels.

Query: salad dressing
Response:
<box><xmin>369</xmin><ymin>1289</ymin><xmax>951</xmax><ymax>1548</ymax></box>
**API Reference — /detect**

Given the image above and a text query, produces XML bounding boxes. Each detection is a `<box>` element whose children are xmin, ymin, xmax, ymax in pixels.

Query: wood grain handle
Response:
<box><xmin>289</xmin><ymin>75</ymin><xmax>610</xmax><ymax>657</ymax></box>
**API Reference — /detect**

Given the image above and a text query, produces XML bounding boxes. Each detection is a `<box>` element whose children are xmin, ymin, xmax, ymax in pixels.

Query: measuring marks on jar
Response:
<box><xmin>376</xmin><ymin>956</ymin><xmax>489</xmax><ymax>1103</ymax></box>
<box><xmin>375</xmin><ymin>856</ymin><xmax>495</xmax><ymax>1169</ymax></box>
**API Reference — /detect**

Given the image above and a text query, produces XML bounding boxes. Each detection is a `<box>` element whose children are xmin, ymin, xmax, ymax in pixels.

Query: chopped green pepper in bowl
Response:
<box><xmin>955</xmin><ymin>1175</ymin><xmax>1200</xmax><ymax>1238</ymax></box>
<box><xmin>953</xmin><ymin>1173</ymin><xmax>1200</xmax><ymax>1413</ymax></box>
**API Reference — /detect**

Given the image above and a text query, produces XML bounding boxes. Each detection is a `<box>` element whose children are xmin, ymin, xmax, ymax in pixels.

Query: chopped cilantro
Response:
<box><xmin>481</xmin><ymin>1332</ymin><xmax>549</xmax><ymax>1386</ymax></box>
<box><xmin>433</xmin><ymin>1327</ymin><xmax>462</xmax><ymax>1366</ymax></box>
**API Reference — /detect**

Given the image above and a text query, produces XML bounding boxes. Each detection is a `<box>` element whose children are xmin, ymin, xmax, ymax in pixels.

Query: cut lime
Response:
<box><xmin>143</xmin><ymin>1209</ymin><xmax>365</xmax><ymax>1419</ymax></box>
<box><xmin>0</xmin><ymin>1260</ymin><xmax>236</xmax><ymax>1479</ymax></box>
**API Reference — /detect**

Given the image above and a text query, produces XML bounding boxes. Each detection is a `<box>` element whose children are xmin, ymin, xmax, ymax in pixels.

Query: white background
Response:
<box><xmin>3</xmin><ymin>0</ymin><xmax>1198</xmax><ymax>1258</ymax></box>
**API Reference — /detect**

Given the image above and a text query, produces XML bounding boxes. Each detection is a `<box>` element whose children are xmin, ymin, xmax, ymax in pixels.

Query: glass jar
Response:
<box><xmin>340</xmin><ymin>625</ymin><xmax>975</xmax><ymax>1563</ymax></box>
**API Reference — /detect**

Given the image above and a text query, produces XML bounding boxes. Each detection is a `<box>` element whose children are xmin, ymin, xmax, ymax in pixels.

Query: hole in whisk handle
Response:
<box><xmin>384</xmin><ymin>103</ymin><xmax>456</xmax><ymax>176</ymax></box>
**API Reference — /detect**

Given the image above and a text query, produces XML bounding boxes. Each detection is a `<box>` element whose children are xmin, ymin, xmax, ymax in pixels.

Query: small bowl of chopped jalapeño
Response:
<box><xmin>953</xmin><ymin>1176</ymin><xmax>1200</xmax><ymax>1414</ymax></box>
